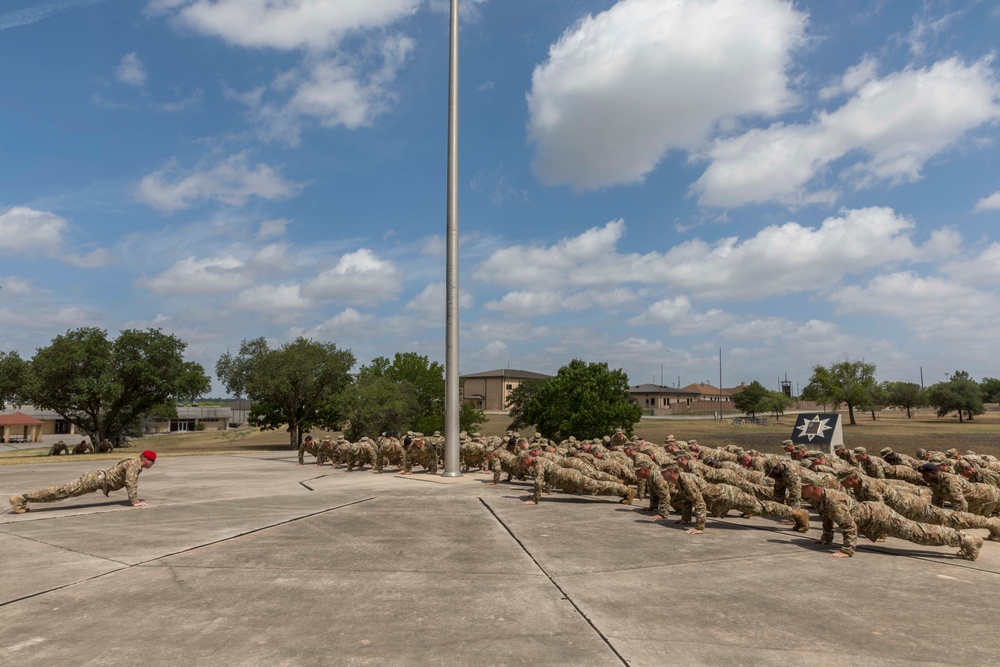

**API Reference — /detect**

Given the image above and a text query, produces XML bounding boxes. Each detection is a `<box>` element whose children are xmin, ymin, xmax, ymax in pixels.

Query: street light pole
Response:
<box><xmin>442</xmin><ymin>0</ymin><xmax>461</xmax><ymax>477</ymax></box>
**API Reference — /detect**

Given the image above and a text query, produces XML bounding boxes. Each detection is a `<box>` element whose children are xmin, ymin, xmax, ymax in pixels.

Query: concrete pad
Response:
<box><xmin>0</xmin><ymin>532</ymin><xmax>126</xmax><ymax>604</ymax></box>
<box><xmin>3</xmin><ymin>454</ymin><xmax>1000</xmax><ymax>667</ymax></box>
<box><xmin>1</xmin><ymin>494</ymin><xmax>372</xmax><ymax>565</ymax></box>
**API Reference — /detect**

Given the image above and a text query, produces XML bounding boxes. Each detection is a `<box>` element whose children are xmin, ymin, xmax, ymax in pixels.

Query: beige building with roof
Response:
<box><xmin>460</xmin><ymin>369</ymin><xmax>553</xmax><ymax>411</ymax></box>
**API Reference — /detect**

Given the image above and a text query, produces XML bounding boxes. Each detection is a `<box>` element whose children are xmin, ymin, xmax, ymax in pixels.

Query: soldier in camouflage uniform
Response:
<box><xmin>348</xmin><ymin>436</ymin><xmax>378</xmax><ymax>471</ymax></box>
<box><xmin>298</xmin><ymin>435</ymin><xmax>318</xmax><ymax>465</ymax></box>
<box><xmin>522</xmin><ymin>455</ymin><xmax>634</xmax><ymax>505</ymax></box>
<box><xmin>9</xmin><ymin>450</ymin><xmax>156</xmax><ymax>513</ymax></box>
<box><xmin>920</xmin><ymin>463</ymin><xmax>1000</xmax><ymax>516</ymax></box>
<box><xmin>485</xmin><ymin>448</ymin><xmax>524</xmax><ymax>484</ymax></box>
<box><xmin>49</xmin><ymin>440</ymin><xmax>68</xmax><ymax>456</ymax></box>
<box><xmin>402</xmin><ymin>437</ymin><xmax>438</xmax><ymax>474</ymax></box>
<box><xmin>955</xmin><ymin>460</ymin><xmax>1000</xmax><ymax>489</ymax></box>
<box><xmin>375</xmin><ymin>434</ymin><xmax>405</xmax><ymax>473</ymax></box>
<box><xmin>839</xmin><ymin>470</ymin><xmax>1000</xmax><ymax>542</ymax></box>
<box><xmin>73</xmin><ymin>439</ymin><xmax>94</xmax><ymax>455</ymax></box>
<box><xmin>801</xmin><ymin>484</ymin><xmax>981</xmax><ymax>560</ymax></box>
<box><xmin>881</xmin><ymin>447</ymin><xmax>921</xmax><ymax>468</ymax></box>
<box><xmin>97</xmin><ymin>439</ymin><xmax>115</xmax><ymax>453</ymax></box>
<box><xmin>660</xmin><ymin>467</ymin><xmax>809</xmax><ymax>534</ymax></box>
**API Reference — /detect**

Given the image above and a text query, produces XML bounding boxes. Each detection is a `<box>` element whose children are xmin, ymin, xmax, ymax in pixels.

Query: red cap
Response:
<box><xmin>142</xmin><ymin>450</ymin><xmax>157</xmax><ymax>462</ymax></box>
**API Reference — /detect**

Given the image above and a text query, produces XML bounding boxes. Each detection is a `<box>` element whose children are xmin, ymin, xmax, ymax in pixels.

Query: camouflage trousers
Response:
<box><xmin>966</xmin><ymin>487</ymin><xmax>1000</xmax><ymax>518</ymax></box>
<box><xmin>703</xmin><ymin>484</ymin><xmax>793</xmax><ymax>521</ymax></box>
<box><xmin>854</xmin><ymin>501</ymin><xmax>963</xmax><ymax>548</ymax></box>
<box><xmin>890</xmin><ymin>494</ymin><xmax>1000</xmax><ymax>539</ymax></box>
<box><xmin>298</xmin><ymin>443</ymin><xmax>318</xmax><ymax>464</ymax></box>
<box><xmin>536</xmin><ymin>469</ymin><xmax>630</xmax><ymax>503</ymax></box>
<box><xmin>560</xmin><ymin>458</ymin><xmax>621</xmax><ymax>484</ymax></box>
<box><xmin>24</xmin><ymin>471</ymin><xmax>103</xmax><ymax>503</ymax></box>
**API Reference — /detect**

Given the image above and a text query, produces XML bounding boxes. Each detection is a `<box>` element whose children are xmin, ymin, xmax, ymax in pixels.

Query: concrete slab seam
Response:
<box><xmin>0</xmin><ymin>529</ymin><xmax>132</xmax><ymax>566</ymax></box>
<box><xmin>0</xmin><ymin>565</ymin><xmax>130</xmax><ymax>609</ymax></box>
<box><xmin>479</xmin><ymin>497</ymin><xmax>631</xmax><ymax>667</ymax></box>
<box><xmin>132</xmin><ymin>496</ymin><xmax>377</xmax><ymax>568</ymax></box>
<box><xmin>299</xmin><ymin>481</ymin><xmax>313</xmax><ymax>491</ymax></box>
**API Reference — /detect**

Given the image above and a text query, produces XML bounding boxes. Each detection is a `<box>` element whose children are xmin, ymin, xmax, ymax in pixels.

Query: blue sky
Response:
<box><xmin>2</xmin><ymin>0</ymin><xmax>1000</xmax><ymax>396</ymax></box>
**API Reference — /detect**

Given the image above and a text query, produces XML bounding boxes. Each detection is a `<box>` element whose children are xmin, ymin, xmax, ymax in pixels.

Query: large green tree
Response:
<box><xmin>351</xmin><ymin>352</ymin><xmax>484</xmax><ymax>435</ymax></box>
<box><xmin>26</xmin><ymin>328</ymin><xmax>210</xmax><ymax>444</ymax></box>
<box><xmin>732</xmin><ymin>381</ymin><xmax>770</xmax><ymax>417</ymax></box>
<box><xmin>506</xmin><ymin>359</ymin><xmax>641</xmax><ymax>440</ymax></box>
<box><xmin>804</xmin><ymin>360</ymin><xmax>877</xmax><ymax>425</ymax></box>
<box><xmin>216</xmin><ymin>337</ymin><xmax>355</xmax><ymax>449</ymax></box>
<box><xmin>926</xmin><ymin>371</ymin><xmax>984</xmax><ymax>423</ymax></box>
<box><xmin>979</xmin><ymin>377</ymin><xmax>1000</xmax><ymax>404</ymax></box>
<box><xmin>339</xmin><ymin>375</ymin><xmax>419</xmax><ymax>441</ymax></box>
<box><xmin>0</xmin><ymin>350</ymin><xmax>28</xmax><ymax>408</ymax></box>
<box><xmin>883</xmin><ymin>381</ymin><xmax>925</xmax><ymax>418</ymax></box>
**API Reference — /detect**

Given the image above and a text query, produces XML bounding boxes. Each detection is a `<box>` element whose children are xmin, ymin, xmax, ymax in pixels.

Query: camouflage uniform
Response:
<box><xmin>73</xmin><ymin>440</ymin><xmax>94</xmax><ymax>455</ymax></box>
<box><xmin>49</xmin><ymin>441</ymin><xmax>68</xmax><ymax>456</ymax></box>
<box><xmin>97</xmin><ymin>439</ymin><xmax>115</xmax><ymax>453</ymax></box>
<box><xmin>348</xmin><ymin>437</ymin><xmax>378</xmax><ymax>471</ymax></box>
<box><xmin>809</xmin><ymin>488</ymin><xmax>979</xmax><ymax>559</ymax></box>
<box><xmin>670</xmin><ymin>472</ymin><xmax>803</xmax><ymax>531</ymax></box>
<box><xmin>375</xmin><ymin>435</ymin><xmax>405</xmax><ymax>473</ymax></box>
<box><xmin>559</xmin><ymin>457</ymin><xmax>621</xmax><ymax>483</ymax></box>
<box><xmin>487</xmin><ymin>449</ymin><xmax>523</xmax><ymax>484</ymax></box>
<box><xmin>403</xmin><ymin>439</ymin><xmax>438</xmax><ymax>474</ymax></box>
<box><xmin>20</xmin><ymin>456</ymin><xmax>146</xmax><ymax>508</ymax></box>
<box><xmin>298</xmin><ymin>436</ymin><xmax>318</xmax><ymax>465</ymax></box>
<box><xmin>529</xmin><ymin>459</ymin><xmax>633</xmax><ymax>504</ymax></box>
<box><xmin>850</xmin><ymin>474</ymin><xmax>1000</xmax><ymax>542</ymax></box>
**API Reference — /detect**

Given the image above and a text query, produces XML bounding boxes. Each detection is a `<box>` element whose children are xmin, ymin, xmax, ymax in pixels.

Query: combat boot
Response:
<box><xmin>986</xmin><ymin>518</ymin><xmax>1000</xmax><ymax>542</ymax></box>
<box><xmin>790</xmin><ymin>508</ymin><xmax>810</xmax><ymax>533</ymax></box>
<box><xmin>620</xmin><ymin>489</ymin><xmax>636</xmax><ymax>505</ymax></box>
<box><xmin>8</xmin><ymin>494</ymin><xmax>28</xmax><ymax>514</ymax></box>
<box><xmin>958</xmin><ymin>532</ymin><xmax>983</xmax><ymax>561</ymax></box>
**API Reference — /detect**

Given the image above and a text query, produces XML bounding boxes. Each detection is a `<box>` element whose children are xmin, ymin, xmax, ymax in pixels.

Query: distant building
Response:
<box><xmin>628</xmin><ymin>385</ymin><xmax>700</xmax><ymax>414</ymax></box>
<box><xmin>144</xmin><ymin>405</ymin><xmax>233</xmax><ymax>433</ymax></box>
<box><xmin>630</xmin><ymin>382</ymin><xmax>748</xmax><ymax>416</ymax></box>
<box><xmin>460</xmin><ymin>369</ymin><xmax>553</xmax><ymax>411</ymax></box>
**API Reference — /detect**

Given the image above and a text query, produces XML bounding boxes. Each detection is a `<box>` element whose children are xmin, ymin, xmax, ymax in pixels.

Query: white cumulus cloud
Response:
<box><xmin>527</xmin><ymin>0</ymin><xmax>806</xmax><ymax>189</ymax></box>
<box><xmin>136</xmin><ymin>152</ymin><xmax>303</xmax><ymax>212</ymax></box>
<box><xmin>303</xmin><ymin>248</ymin><xmax>401</xmax><ymax>305</ymax></box>
<box><xmin>694</xmin><ymin>56</ymin><xmax>1000</xmax><ymax>208</ymax></box>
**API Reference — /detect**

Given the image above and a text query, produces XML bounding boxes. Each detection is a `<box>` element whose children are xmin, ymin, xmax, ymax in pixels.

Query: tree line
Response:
<box><xmin>0</xmin><ymin>328</ymin><xmax>485</xmax><ymax>448</ymax></box>
<box><xmin>734</xmin><ymin>360</ymin><xmax>995</xmax><ymax>425</ymax></box>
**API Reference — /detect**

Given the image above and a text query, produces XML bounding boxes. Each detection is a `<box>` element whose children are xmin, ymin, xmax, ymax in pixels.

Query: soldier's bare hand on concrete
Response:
<box><xmin>831</xmin><ymin>552</ymin><xmax>850</xmax><ymax>558</ymax></box>
<box><xmin>522</xmin><ymin>500</ymin><xmax>538</xmax><ymax>505</ymax></box>
<box><xmin>686</xmin><ymin>528</ymin><xmax>703</xmax><ymax>535</ymax></box>
<box><xmin>649</xmin><ymin>514</ymin><xmax>663</xmax><ymax>521</ymax></box>
<box><xmin>133</xmin><ymin>501</ymin><xmax>148</xmax><ymax>507</ymax></box>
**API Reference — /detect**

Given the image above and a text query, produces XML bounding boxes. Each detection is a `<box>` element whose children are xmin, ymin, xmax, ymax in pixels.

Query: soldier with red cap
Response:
<box><xmin>9</xmin><ymin>450</ymin><xmax>156</xmax><ymax>514</ymax></box>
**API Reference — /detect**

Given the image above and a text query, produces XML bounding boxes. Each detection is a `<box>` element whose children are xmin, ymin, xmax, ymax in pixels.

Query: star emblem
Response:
<box><xmin>796</xmin><ymin>415</ymin><xmax>831</xmax><ymax>442</ymax></box>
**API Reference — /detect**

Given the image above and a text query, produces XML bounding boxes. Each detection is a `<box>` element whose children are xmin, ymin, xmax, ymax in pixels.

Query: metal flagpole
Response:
<box><xmin>442</xmin><ymin>0</ymin><xmax>461</xmax><ymax>477</ymax></box>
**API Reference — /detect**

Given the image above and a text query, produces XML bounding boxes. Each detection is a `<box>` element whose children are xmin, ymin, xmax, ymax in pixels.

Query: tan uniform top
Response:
<box><xmin>101</xmin><ymin>457</ymin><xmax>145</xmax><ymax>505</ymax></box>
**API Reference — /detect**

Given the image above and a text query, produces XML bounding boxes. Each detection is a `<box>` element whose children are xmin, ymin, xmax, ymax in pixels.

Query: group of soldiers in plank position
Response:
<box><xmin>300</xmin><ymin>428</ymin><xmax>1000</xmax><ymax>561</ymax></box>
<box><xmin>48</xmin><ymin>439</ymin><xmax>116</xmax><ymax>455</ymax></box>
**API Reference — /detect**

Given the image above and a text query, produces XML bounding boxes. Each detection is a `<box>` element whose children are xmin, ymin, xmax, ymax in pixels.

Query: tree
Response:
<box><xmin>926</xmin><ymin>371</ymin><xmax>984</xmax><ymax>423</ymax></box>
<box><xmin>339</xmin><ymin>375</ymin><xmax>419</xmax><ymax>441</ymax></box>
<box><xmin>0</xmin><ymin>350</ymin><xmax>28</xmax><ymax>408</ymax></box>
<box><xmin>506</xmin><ymin>378</ymin><xmax>545</xmax><ymax>431</ymax></box>
<box><xmin>805</xmin><ymin>360</ymin><xmax>877</xmax><ymax>425</ymax></box>
<box><xmin>979</xmin><ymin>377</ymin><xmax>1000</xmax><ymax>404</ymax></box>
<box><xmin>26</xmin><ymin>328</ymin><xmax>210</xmax><ymax>445</ymax></box>
<box><xmin>732</xmin><ymin>381</ymin><xmax>770</xmax><ymax>417</ymax></box>
<box><xmin>884</xmin><ymin>381</ymin><xmax>925</xmax><ymax>418</ymax></box>
<box><xmin>506</xmin><ymin>359</ymin><xmax>641</xmax><ymax>440</ymax></box>
<box><xmin>216</xmin><ymin>337</ymin><xmax>355</xmax><ymax>449</ymax></box>
<box><xmin>761</xmin><ymin>390</ymin><xmax>795</xmax><ymax>420</ymax></box>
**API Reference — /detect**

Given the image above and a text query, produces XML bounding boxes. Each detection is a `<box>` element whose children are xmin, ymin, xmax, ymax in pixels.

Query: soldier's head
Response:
<box><xmin>837</xmin><ymin>470</ymin><xmax>861</xmax><ymax>490</ymax></box>
<box><xmin>140</xmin><ymin>450</ymin><xmax>157</xmax><ymax>469</ymax></box>
<box><xmin>791</xmin><ymin>449</ymin><xmax>807</xmax><ymax>460</ymax></box>
<box><xmin>801</xmin><ymin>484</ymin><xmax>824</xmax><ymax>501</ymax></box>
<box><xmin>813</xmin><ymin>455</ymin><xmax>827</xmax><ymax>466</ymax></box>
<box><xmin>665</xmin><ymin>443</ymin><xmax>679</xmax><ymax>453</ymax></box>
<box><xmin>738</xmin><ymin>454</ymin><xmax>752</xmax><ymax>468</ymax></box>
<box><xmin>636</xmin><ymin>466</ymin><xmax>652</xmax><ymax>480</ymax></box>
<box><xmin>768</xmin><ymin>462</ymin><xmax>786</xmax><ymax>478</ymax></box>
<box><xmin>305</xmin><ymin>435</ymin><xmax>313</xmax><ymax>442</ymax></box>
<box><xmin>954</xmin><ymin>461</ymin><xmax>975</xmax><ymax>480</ymax></box>
<box><xmin>918</xmin><ymin>463</ymin><xmax>940</xmax><ymax>481</ymax></box>
<box><xmin>782</xmin><ymin>439</ymin><xmax>795</xmax><ymax>452</ymax></box>
<box><xmin>915</xmin><ymin>448</ymin><xmax>929</xmax><ymax>460</ymax></box>
<box><xmin>660</xmin><ymin>466</ymin><xmax>680</xmax><ymax>484</ymax></box>
<box><xmin>521</xmin><ymin>455</ymin><xmax>534</xmax><ymax>467</ymax></box>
